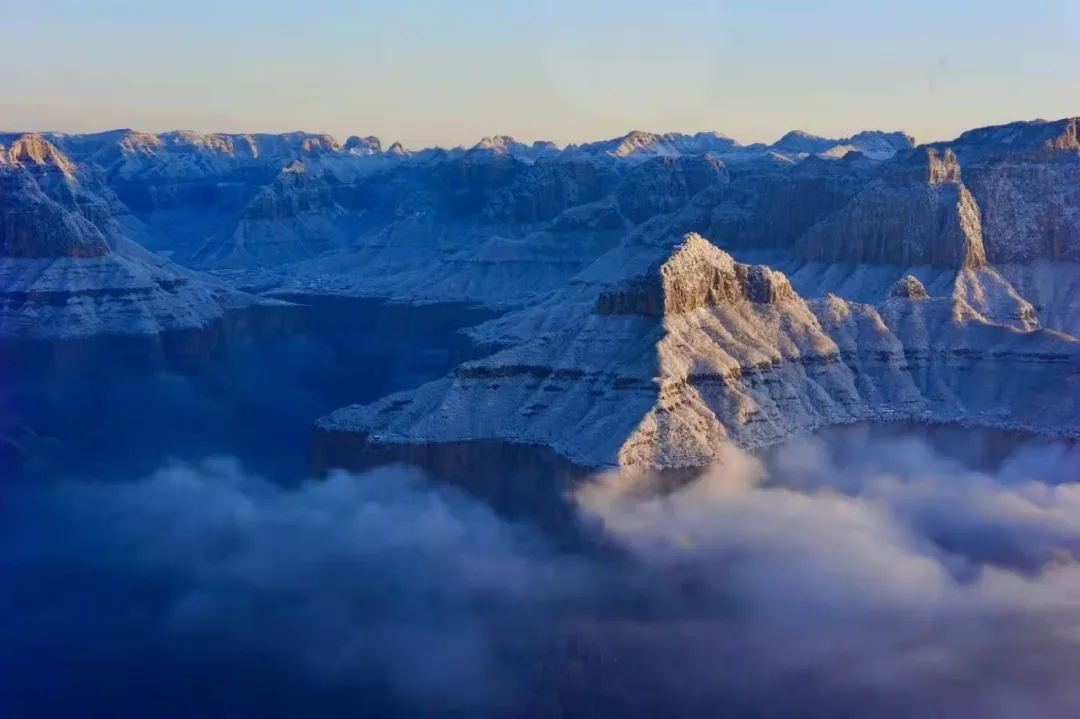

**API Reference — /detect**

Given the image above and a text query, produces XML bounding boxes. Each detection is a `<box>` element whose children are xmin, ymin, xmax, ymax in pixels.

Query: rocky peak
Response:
<box><xmin>470</xmin><ymin>136</ymin><xmax>561</xmax><ymax>163</ymax></box>
<box><xmin>344</xmin><ymin>135</ymin><xmax>382</xmax><ymax>155</ymax></box>
<box><xmin>913</xmin><ymin>117</ymin><xmax>1080</xmax><ymax>264</ymax></box>
<box><xmin>773</xmin><ymin>129</ymin><xmax>915</xmax><ymax>160</ymax></box>
<box><xmin>116</xmin><ymin>130</ymin><xmax>166</xmax><ymax>154</ymax></box>
<box><xmin>928</xmin><ymin>148</ymin><xmax>963</xmax><ymax>184</ymax></box>
<box><xmin>474</xmin><ymin>135</ymin><xmax>520</xmax><ymax>152</ymax></box>
<box><xmin>594</xmin><ymin>233</ymin><xmax>797</xmax><ymax>316</ymax></box>
<box><xmin>282</xmin><ymin>160</ymin><xmax>307</xmax><ymax>175</ymax></box>
<box><xmin>298</xmin><ymin>134</ymin><xmax>340</xmax><ymax>154</ymax></box>
<box><xmin>891</xmin><ymin>274</ymin><xmax>930</xmax><ymax>300</ymax></box>
<box><xmin>610</xmin><ymin>131</ymin><xmax>665</xmax><ymax>158</ymax></box>
<box><xmin>772</xmin><ymin>130</ymin><xmax>833</xmax><ymax>155</ymax></box>
<box><xmin>887</xmin><ymin>147</ymin><xmax>963</xmax><ymax>184</ymax></box>
<box><xmin>849</xmin><ymin>130</ymin><xmax>917</xmax><ymax>152</ymax></box>
<box><xmin>0</xmin><ymin>134</ymin><xmax>77</xmax><ymax>180</ymax></box>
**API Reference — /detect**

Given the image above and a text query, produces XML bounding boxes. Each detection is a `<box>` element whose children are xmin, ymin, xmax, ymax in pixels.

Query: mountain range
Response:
<box><xmin>2</xmin><ymin>117</ymin><xmax>1078</xmax><ymax>484</ymax></box>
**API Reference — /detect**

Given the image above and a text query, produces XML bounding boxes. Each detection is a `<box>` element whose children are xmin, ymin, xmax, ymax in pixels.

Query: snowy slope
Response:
<box><xmin>316</xmin><ymin>234</ymin><xmax>1079</xmax><ymax>474</ymax></box>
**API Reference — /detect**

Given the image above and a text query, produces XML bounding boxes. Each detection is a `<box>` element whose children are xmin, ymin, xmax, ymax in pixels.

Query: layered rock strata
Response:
<box><xmin>315</xmin><ymin>233</ymin><xmax>1080</xmax><ymax>481</ymax></box>
<box><xmin>0</xmin><ymin>137</ymin><xmax>306</xmax><ymax>372</ymax></box>
<box><xmin>794</xmin><ymin>149</ymin><xmax>987</xmax><ymax>268</ymax></box>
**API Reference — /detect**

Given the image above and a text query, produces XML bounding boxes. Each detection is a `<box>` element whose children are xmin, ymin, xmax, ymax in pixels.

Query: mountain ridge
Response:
<box><xmin>12</xmin><ymin>124</ymin><xmax>926</xmax><ymax>162</ymax></box>
<box><xmin>3</xmin><ymin>114</ymin><xmax>1078</xmax><ymax>480</ymax></box>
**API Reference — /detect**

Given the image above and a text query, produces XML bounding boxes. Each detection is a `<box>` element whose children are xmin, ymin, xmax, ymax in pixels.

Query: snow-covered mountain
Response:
<box><xmin>772</xmin><ymin>129</ymin><xmax>915</xmax><ymax>160</ymax></box>
<box><xmin>0</xmin><ymin>134</ymin><xmax>304</xmax><ymax>371</ymax></box>
<box><xmin>4</xmin><ymin>117</ymin><xmax>1079</xmax><ymax>481</ymax></box>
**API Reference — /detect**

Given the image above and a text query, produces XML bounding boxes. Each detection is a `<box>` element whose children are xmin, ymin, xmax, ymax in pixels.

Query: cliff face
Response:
<box><xmin>0</xmin><ymin>249</ymin><xmax>308</xmax><ymax>373</ymax></box>
<box><xmin>704</xmin><ymin>154</ymin><xmax>877</xmax><ymax>252</ymax></box>
<box><xmin>945</xmin><ymin>120</ymin><xmax>1080</xmax><ymax>264</ymax></box>
<box><xmin>0</xmin><ymin>133</ymin><xmax>79</xmax><ymax>179</ymax></box>
<box><xmin>614</xmin><ymin>155</ymin><xmax>730</xmax><ymax>224</ymax></box>
<box><xmin>793</xmin><ymin>149</ymin><xmax>987</xmax><ymax>268</ymax></box>
<box><xmin>488</xmin><ymin>157</ymin><xmax>622</xmax><ymax>225</ymax></box>
<box><xmin>0</xmin><ymin>170</ymin><xmax>111</xmax><ymax>258</ymax></box>
<box><xmin>0</xmin><ymin>136</ymin><xmax>114</xmax><ymax>259</ymax></box>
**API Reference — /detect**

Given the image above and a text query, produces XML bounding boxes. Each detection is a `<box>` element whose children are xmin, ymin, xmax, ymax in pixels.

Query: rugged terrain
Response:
<box><xmin>2</xmin><ymin>118</ymin><xmax>1078</xmax><ymax>486</ymax></box>
<box><xmin>0</xmin><ymin>133</ymin><xmax>306</xmax><ymax>372</ymax></box>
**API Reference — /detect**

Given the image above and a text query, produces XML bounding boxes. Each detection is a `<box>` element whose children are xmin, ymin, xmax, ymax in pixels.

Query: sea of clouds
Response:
<box><xmin>2</xmin><ymin>429</ymin><xmax>1079</xmax><ymax>718</ymax></box>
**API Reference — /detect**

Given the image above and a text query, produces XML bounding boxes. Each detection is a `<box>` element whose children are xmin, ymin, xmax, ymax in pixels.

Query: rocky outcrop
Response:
<box><xmin>0</xmin><ymin>169</ymin><xmax>111</xmax><ymax>258</ymax></box>
<box><xmin>934</xmin><ymin>118</ymin><xmax>1080</xmax><ymax>263</ymax></box>
<box><xmin>0</xmin><ymin>133</ymin><xmax>78</xmax><ymax>179</ymax></box>
<box><xmin>594</xmin><ymin>233</ymin><xmax>795</xmax><ymax>316</ymax></box>
<box><xmin>891</xmin><ymin>275</ymin><xmax>929</xmax><ymax>300</ymax></box>
<box><xmin>794</xmin><ymin>148</ymin><xmax>987</xmax><ymax>268</ymax></box>
<box><xmin>470</xmin><ymin>136</ymin><xmax>561</xmax><ymax>162</ymax></box>
<box><xmin>344</xmin><ymin>135</ymin><xmax>382</xmax><ymax>156</ymax></box>
<box><xmin>0</xmin><ymin>133</ymin><xmax>124</xmax><ymax>240</ymax></box>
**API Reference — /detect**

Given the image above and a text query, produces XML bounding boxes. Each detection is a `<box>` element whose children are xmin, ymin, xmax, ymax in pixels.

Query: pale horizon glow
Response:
<box><xmin>1</xmin><ymin>0</ymin><xmax>1077</xmax><ymax>150</ymax></box>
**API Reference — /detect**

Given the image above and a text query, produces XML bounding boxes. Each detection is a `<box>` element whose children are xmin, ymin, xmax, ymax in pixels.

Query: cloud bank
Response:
<box><xmin>2</xmin><ymin>430</ymin><xmax>1079</xmax><ymax>718</ymax></box>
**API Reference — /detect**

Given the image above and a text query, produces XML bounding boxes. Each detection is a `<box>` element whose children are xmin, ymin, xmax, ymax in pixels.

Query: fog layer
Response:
<box><xmin>2</xmin><ymin>430</ymin><xmax>1079</xmax><ymax>718</ymax></box>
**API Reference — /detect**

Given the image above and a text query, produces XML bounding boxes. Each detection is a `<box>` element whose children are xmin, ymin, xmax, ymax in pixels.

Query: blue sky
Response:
<box><xmin>1</xmin><ymin>0</ymin><xmax>1077</xmax><ymax>147</ymax></box>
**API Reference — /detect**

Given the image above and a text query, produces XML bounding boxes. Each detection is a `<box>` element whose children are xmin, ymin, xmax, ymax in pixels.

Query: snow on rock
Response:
<box><xmin>206</xmin><ymin>161</ymin><xmax>352</xmax><ymax>268</ymax></box>
<box><xmin>344</xmin><ymin>135</ymin><xmax>383</xmax><ymax>156</ymax></box>
<box><xmin>594</xmin><ymin>233</ymin><xmax>795</xmax><ymax>316</ymax></box>
<box><xmin>0</xmin><ymin>133</ymin><xmax>78</xmax><ymax>179</ymax></box>
<box><xmin>0</xmin><ymin>153</ymin><xmax>305</xmax><ymax>368</ymax></box>
<box><xmin>13</xmin><ymin>121</ymin><xmax>915</xmax><ymax>275</ymax></box>
<box><xmin>934</xmin><ymin>119</ymin><xmax>1080</xmax><ymax>264</ymax></box>
<box><xmin>0</xmin><ymin>169</ymin><xmax>110</xmax><ymax>258</ymax></box>
<box><xmin>794</xmin><ymin>148</ymin><xmax>987</xmax><ymax>268</ymax></box>
<box><xmin>314</xmin><ymin>233</ymin><xmax>1079</xmax><ymax>477</ymax></box>
<box><xmin>575</xmin><ymin>130</ymin><xmax>742</xmax><ymax>160</ymax></box>
<box><xmin>5</xmin><ymin>116</ymin><xmax>1080</xmax><ymax>477</ymax></box>
<box><xmin>891</xmin><ymin>275</ymin><xmax>929</xmax><ymax>300</ymax></box>
<box><xmin>771</xmin><ymin>129</ymin><xmax>915</xmax><ymax>161</ymax></box>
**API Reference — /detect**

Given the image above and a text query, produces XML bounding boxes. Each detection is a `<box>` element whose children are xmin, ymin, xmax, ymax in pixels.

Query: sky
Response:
<box><xmin>1</xmin><ymin>0</ymin><xmax>1077</xmax><ymax>149</ymax></box>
